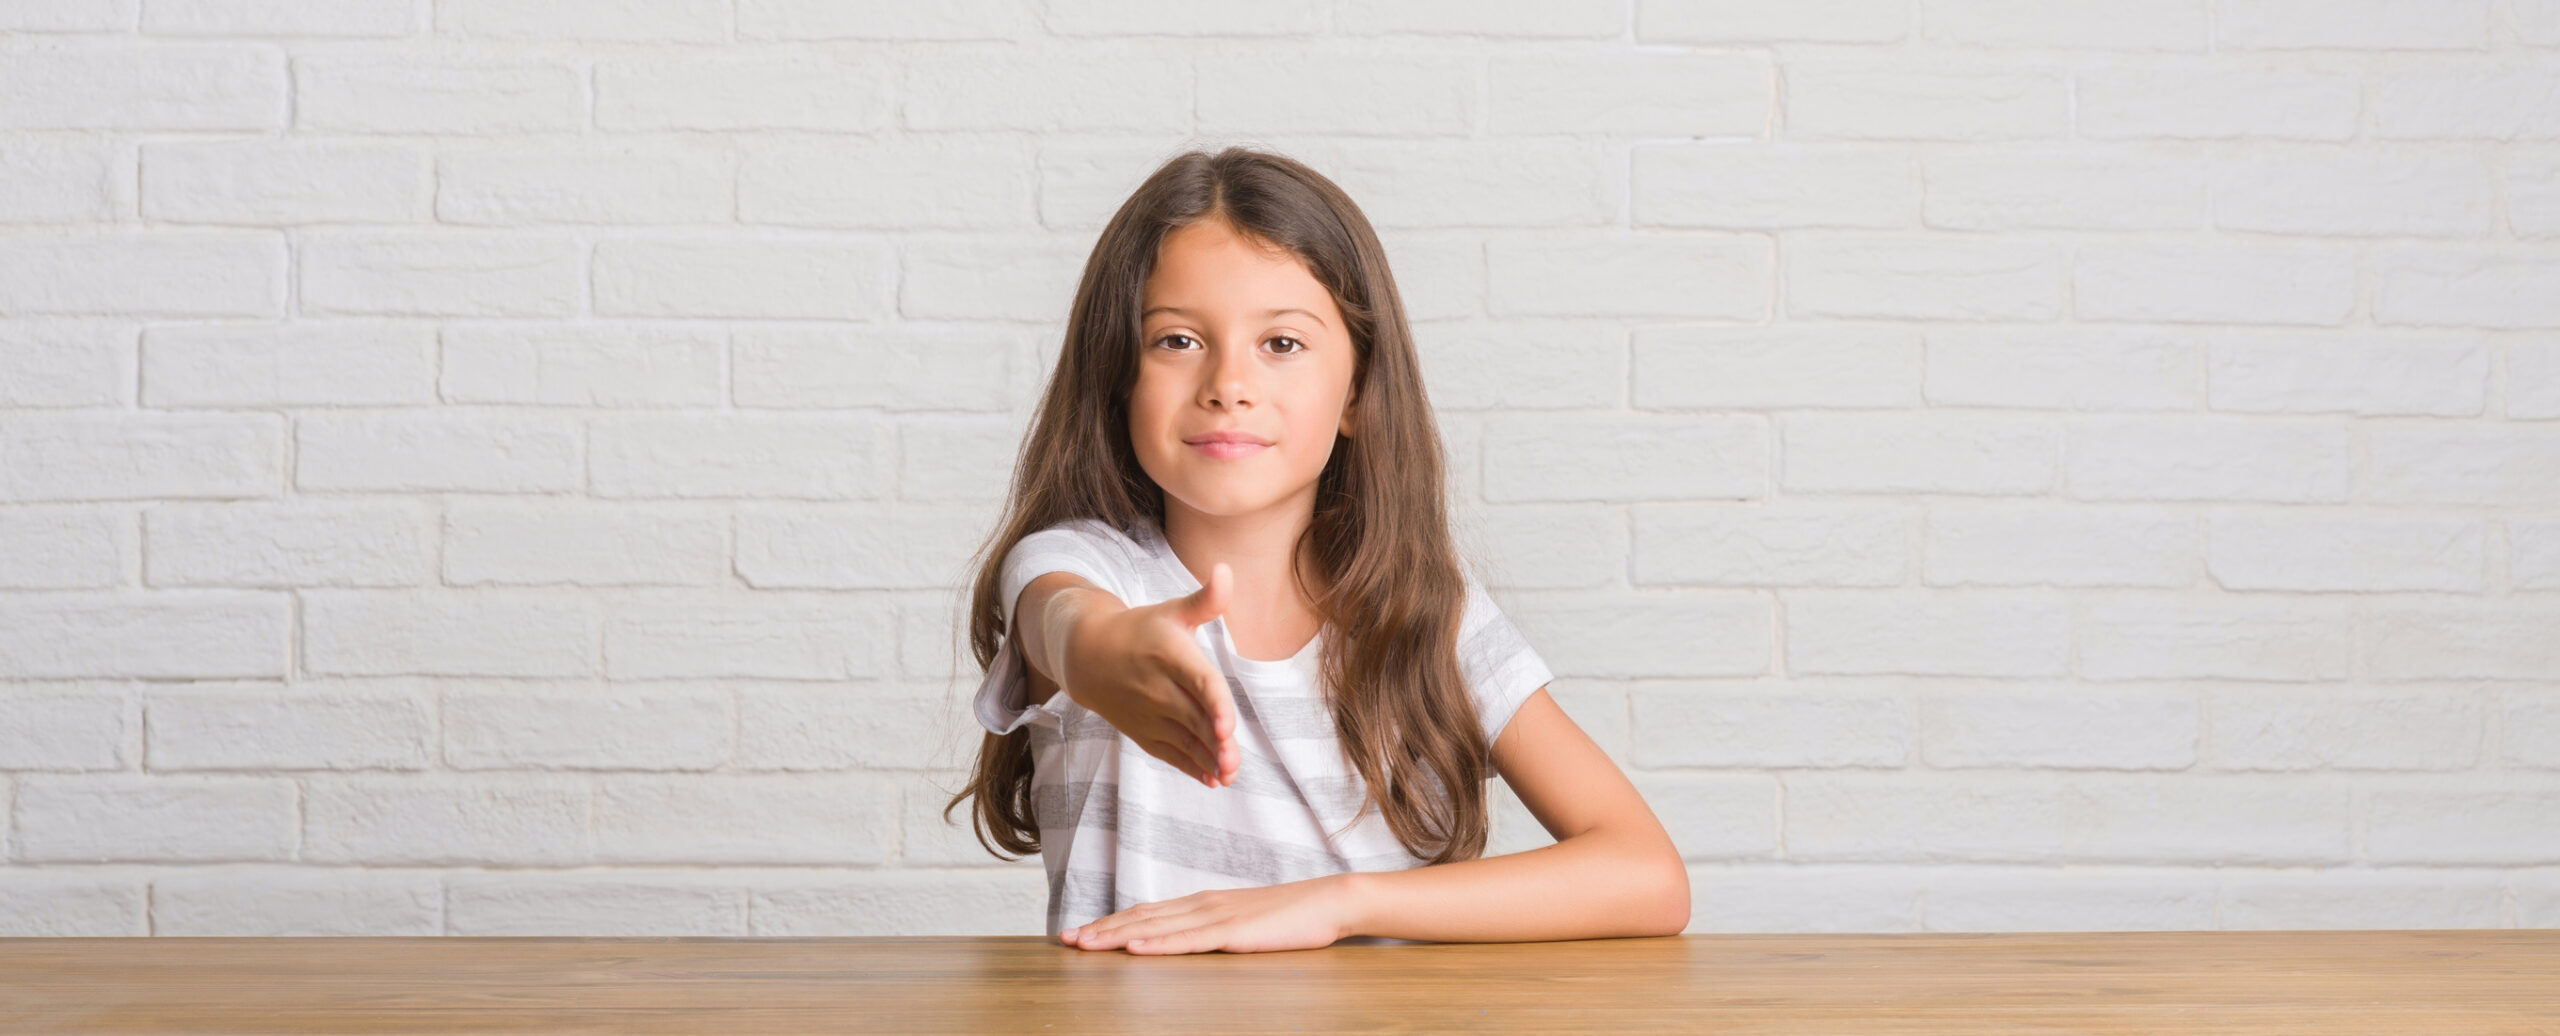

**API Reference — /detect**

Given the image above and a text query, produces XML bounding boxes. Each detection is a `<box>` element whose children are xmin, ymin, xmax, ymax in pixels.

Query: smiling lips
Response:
<box><xmin>1184</xmin><ymin>430</ymin><xmax>1271</xmax><ymax>459</ymax></box>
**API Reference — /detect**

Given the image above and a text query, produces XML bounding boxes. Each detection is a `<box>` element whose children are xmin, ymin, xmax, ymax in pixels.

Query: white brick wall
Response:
<box><xmin>1</xmin><ymin>0</ymin><xmax>2554</xmax><ymax>939</ymax></box>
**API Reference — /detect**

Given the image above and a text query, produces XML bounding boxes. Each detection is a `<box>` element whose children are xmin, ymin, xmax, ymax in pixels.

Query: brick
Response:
<box><xmin>153</xmin><ymin>870</ymin><xmax>440</xmax><ymax>936</ymax></box>
<box><xmin>2065</xmin><ymin>419</ymin><xmax>2352</xmax><ymax>502</ymax></box>
<box><xmin>1483</xmin><ymin>413</ymin><xmax>1765</xmax><ymax>501</ymax></box>
<box><xmin>1631</xmin><ymin>684</ymin><xmax>1909</xmax><ymax>768</ymax></box>
<box><xmin>2364</xmin><ymin>604</ymin><xmax>2560</xmax><ymax>680</ymax></box>
<box><xmin>2374</xmin><ymin>248</ymin><xmax>2560</xmax><ymax>328</ymax></box>
<box><xmin>435</xmin><ymin>0</ymin><xmax>726</xmax><ymax>41</ymax></box>
<box><xmin>2</xmin><ymin>412</ymin><xmax>282</xmax><ymax>501</ymax></box>
<box><xmin>2080</xmin><ymin>596</ymin><xmax>2351</xmax><ymax>681</ymax></box>
<box><xmin>0</xmin><ymin>320</ymin><xmax>131</xmax><ymax>408</ymax></box>
<box><xmin>0</xmin><ymin>232</ymin><xmax>284</xmax><ymax>317</ymax></box>
<box><xmin>594</xmin><ymin>238</ymin><xmax>894</xmax><ymax>319</ymax></box>
<box><xmin>1787</xmin><ymin>590</ymin><xmax>2074</xmax><ymax>677</ymax></box>
<box><xmin>1489</xmin><ymin>232</ymin><xmax>1770</xmax><ymax>318</ymax></box>
<box><xmin>301</xmin><ymin>589</ymin><xmax>601</xmax><ymax>678</ymax></box>
<box><xmin>2077</xmin><ymin>62</ymin><xmax>2360</xmax><ymax>140</ymax></box>
<box><xmin>2219</xmin><ymin>0</ymin><xmax>2492</xmax><ymax>50</ymax></box>
<box><xmin>0</xmin><ymin>137</ymin><xmax>119</xmax><ymax>223</ymax></box>
<box><xmin>735</xmin><ymin>505</ymin><xmax>1001</xmax><ymax>590</ymax></box>
<box><xmin>2365</xmin><ymin>783</ymin><xmax>2560</xmax><ymax>863</ymax></box>
<box><xmin>141</xmin><ymin>321</ymin><xmax>437</xmax><ymax>407</ymax></box>
<box><xmin>0</xmin><ymin>507</ymin><xmax>128</xmax><ymax>590</ymax></box>
<box><xmin>448</xmin><ymin>872</ymin><xmax>745</xmax><ymax>935</ymax></box>
<box><xmin>1924</xmin><ymin>327</ymin><xmax>2199</xmax><ymax>410</ymax></box>
<box><xmin>143</xmin><ymin>0</ymin><xmax>412</xmax><ymax>36</ymax></box>
<box><xmin>1923</xmin><ymin>146</ymin><xmax>2206</xmax><ymax>230</ymax></box>
<box><xmin>1787</xmin><ymin>235</ymin><xmax>2065</xmax><ymax>321</ymax></box>
<box><xmin>445</xmin><ymin>685</ymin><xmax>729</xmax><ymax>769</ymax></box>
<box><xmin>1635</xmin><ymin>325</ymin><xmax>1911</xmax><ymax>409</ymax></box>
<box><xmin>1632</xmin><ymin>501</ymin><xmax>1906</xmax><ymax>588</ymax></box>
<box><xmin>1416</xmin><ymin>319</ymin><xmax>1621</xmax><ymax>410</ymax></box>
<box><xmin>1637</xmin><ymin>0</ymin><xmax>1906</xmax><ymax>44</ymax></box>
<box><xmin>2207</xmin><ymin>331</ymin><xmax>2488</xmax><ymax>415</ymax></box>
<box><xmin>1783</xmin><ymin>415</ymin><xmax>2059</xmax><ymax>495</ymax></box>
<box><xmin>0</xmin><ymin>44</ymin><xmax>282</xmax><ymax>130</ymax></box>
<box><xmin>597</xmin><ymin>54</ymin><xmax>891</xmax><ymax>131</ymax></box>
<box><xmin>1311</xmin><ymin>140</ymin><xmax>1614</xmax><ymax>228</ymax></box>
<box><xmin>439</xmin><ymin>323</ymin><xmax>725</xmax><ymax>407</ymax></box>
<box><xmin>0</xmin><ymin>686</ymin><xmax>131</xmax><ymax>768</ymax></box>
<box><xmin>739</xmin><ymin>137</ymin><xmax>1031</xmax><ymax>229</ymax></box>
<box><xmin>1784</xmin><ymin>59</ymin><xmax>2068</xmax><ymax>140</ymax></box>
<box><xmin>145</xmin><ymin>684</ymin><xmax>435</xmax><ymax>769</ymax></box>
<box><xmin>294</xmin><ymin>412</ymin><xmax>582</xmax><ymax>493</ymax></box>
<box><xmin>1918</xmin><ymin>687</ymin><xmax>2200</xmax><ymax>769</ymax></box>
<box><xmin>903</xmin><ymin>43</ymin><xmax>1190</xmax><ymax>132</ymax></box>
<box><xmin>302</xmin><ymin>774</ymin><xmax>590</xmax><ymax>864</ymax></box>
<box><xmin>442</xmin><ymin>501</ymin><xmax>726</xmax><ymax>586</ymax></box>
<box><xmin>299</xmin><ymin>231</ymin><xmax>581</xmax><ymax>317</ymax></box>
<box><xmin>1342</xmin><ymin>0</ymin><xmax>1621</xmax><ymax>37</ymax></box>
<box><xmin>737</xmin><ymin>0</ymin><xmax>1039</xmax><ymax>40</ymax></box>
<box><xmin>897</xmin><ymin>234</ymin><xmax>1087</xmax><ymax>321</ymax></box>
<box><xmin>1923</xmin><ymin>505</ymin><xmax>2197</xmax><ymax>588</ymax></box>
<box><xmin>438</xmin><ymin>141</ymin><xmax>732</xmax><ymax>225</ymax></box>
<box><xmin>605</xmin><ymin>598</ymin><xmax>896</xmax><ymax>680</ymax></box>
<box><xmin>13</xmin><ymin>775</ymin><xmax>297</xmax><ymax>861</ymax></box>
<box><xmin>143</xmin><ymin>139</ymin><xmax>427</xmax><ymax>225</ymax></box>
<box><xmin>295</xmin><ymin>56</ymin><xmax>581</xmax><ymax>134</ymax></box>
<box><xmin>1922</xmin><ymin>0</ymin><xmax>2207</xmax><ymax>50</ymax></box>
<box><xmin>145</xmin><ymin>500</ymin><xmax>433</xmax><ymax>587</ymax></box>
<box><xmin>2366</xmin><ymin>426</ymin><xmax>2560</xmax><ymax>507</ymax></box>
<box><xmin>2206</xmin><ymin>687</ymin><xmax>2485</xmax><ymax>770</ymax></box>
<box><xmin>588</xmin><ymin>415</ymin><xmax>889</xmax><ymax>499</ymax></box>
<box><xmin>1200</xmin><ymin>49</ymin><xmax>1475</xmax><ymax>136</ymax></box>
<box><xmin>0</xmin><ymin>592</ymin><xmax>287</xmax><ymax>679</ymax></box>
<box><xmin>1634</xmin><ymin>142</ymin><xmax>1914</xmax><ymax>229</ymax></box>
<box><xmin>732</xmin><ymin>324</ymin><xmax>1017</xmax><ymax>412</ymax></box>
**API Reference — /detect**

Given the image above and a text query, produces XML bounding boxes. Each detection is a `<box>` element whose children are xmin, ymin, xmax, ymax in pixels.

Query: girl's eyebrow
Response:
<box><xmin>1141</xmin><ymin>305</ymin><xmax>1327</xmax><ymax>330</ymax></box>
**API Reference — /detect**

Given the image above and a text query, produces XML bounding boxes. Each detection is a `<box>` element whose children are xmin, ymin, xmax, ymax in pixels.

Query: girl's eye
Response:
<box><xmin>1155</xmin><ymin>334</ymin><xmax>1306</xmax><ymax>355</ymax></box>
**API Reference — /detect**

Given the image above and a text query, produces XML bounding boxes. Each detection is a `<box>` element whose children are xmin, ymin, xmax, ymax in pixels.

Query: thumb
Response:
<box><xmin>1172</xmin><ymin>561</ymin><xmax>1229</xmax><ymax>630</ymax></box>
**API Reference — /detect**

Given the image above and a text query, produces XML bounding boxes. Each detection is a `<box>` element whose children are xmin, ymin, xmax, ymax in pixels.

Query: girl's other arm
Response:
<box><xmin>1340</xmin><ymin>687</ymin><xmax>1690</xmax><ymax>942</ymax></box>
<box><xmin>1062</xmin><ymin>687</ymin><xmax>1686</xmax><ymax>953</ymax></box>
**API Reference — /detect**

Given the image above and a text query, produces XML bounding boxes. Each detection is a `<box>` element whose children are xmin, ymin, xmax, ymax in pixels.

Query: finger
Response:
<box><xmin>1144</xmin><ymin>736</ymin><xmax>1216</xmax><ymax>787</ymax></box>
<box><xmin>1083</xmin><ymin>909</ymin><xmax>1208</xmax><ymax>951</ymax></box>
<box><xmin>1065</xmin><ymin>902</ymin><xmax>1151</xmax><ymax>946</ymax></box>
<box><xmin>1195</xmin><ymin>667</ymin><xmax>1235</xmax><ymax>742</ymax></box>
<box><xmin>1173</xmin><ymin>561</ymin><xmax>1229</xmax><ymax>630</ymax></box>
<box><xmin>1074</xmin><ymin>901</ymin><xmax>1182</xmax><ymax>945</ymax></box>
<box><xmin>1191</xmin><ymin>670</ymin><xmax>1238</xmax><ymax>784</ymax></box>
<box><xmin>1127</xmin><ymin>923</ymin><xmax>1218</xmax><ymax>955</ymax></box>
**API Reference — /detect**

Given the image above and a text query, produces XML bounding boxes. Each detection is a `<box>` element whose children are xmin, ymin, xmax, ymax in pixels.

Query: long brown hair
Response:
<box><xmin>941</xmin><ymin>145</ymin><xmax>1492</xmax><ymax>866</ymax></box>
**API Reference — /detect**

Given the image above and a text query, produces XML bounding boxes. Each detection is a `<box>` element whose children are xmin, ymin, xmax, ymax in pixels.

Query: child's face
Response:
<box><xmin>1130</xmin><ymin>218</ymin><xmax>1358</xmax><ymax>527</ymax></box>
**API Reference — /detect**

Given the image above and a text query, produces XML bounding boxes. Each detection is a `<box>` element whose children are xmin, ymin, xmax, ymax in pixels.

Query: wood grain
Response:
<box><xmin>3</xmin><ymin>930</ymin><xmax>2554</xmax><ymax>1034</ymax></box>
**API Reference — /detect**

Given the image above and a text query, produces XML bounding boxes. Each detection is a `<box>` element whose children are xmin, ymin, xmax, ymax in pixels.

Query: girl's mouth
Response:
<box><xmin>1189</xmin><ymin>441</ymin><xmax>1268</xmax><ymax>460</ymax></box>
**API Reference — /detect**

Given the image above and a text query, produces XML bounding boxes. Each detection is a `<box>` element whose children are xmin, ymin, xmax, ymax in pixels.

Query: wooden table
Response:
<box><xmin>5</xmin><ymin>930</ymin><xmax>2555</xmax><ymax>1033</ymax></box>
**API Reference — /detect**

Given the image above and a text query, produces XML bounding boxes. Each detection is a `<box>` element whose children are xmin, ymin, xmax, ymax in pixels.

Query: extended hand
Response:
<box><xmin>1058</xmin><ymin>873</ymin><xmax>1359</xmax><ymax>955</ymax></box>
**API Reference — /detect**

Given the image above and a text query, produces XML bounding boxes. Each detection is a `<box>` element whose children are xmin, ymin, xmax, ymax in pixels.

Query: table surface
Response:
<box><xmin>5</xmin><ymin>930</ymin><xmax>2556</xmax><ymax>1034</ymax></box>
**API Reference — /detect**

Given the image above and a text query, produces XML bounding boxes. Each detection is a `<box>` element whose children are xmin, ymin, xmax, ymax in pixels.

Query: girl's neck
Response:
<box><xmin>1159</xmin><ymin>501</ymin><xmax>1326</xmax><ymax>618</ymax></box>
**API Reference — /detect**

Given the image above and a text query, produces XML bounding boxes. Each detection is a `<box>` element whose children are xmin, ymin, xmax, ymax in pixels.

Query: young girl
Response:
<box><xmin>944</xmin><ymin>146</ymin><xmax>1688</xmax><ymax>955</ymax></box>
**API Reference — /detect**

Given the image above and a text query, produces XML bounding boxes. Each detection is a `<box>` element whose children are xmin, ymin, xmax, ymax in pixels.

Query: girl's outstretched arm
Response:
<box><xmin>1060</xmin><ymin>688</ymin><xmax>1690</xmax><ymax>954</ymax></box>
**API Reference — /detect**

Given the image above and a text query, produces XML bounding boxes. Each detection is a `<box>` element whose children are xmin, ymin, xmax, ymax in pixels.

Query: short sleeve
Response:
<box><xmin>1456</xmin><ymin>568</ymin><xmax>1554</xmax><ymax>747</ymax></box>
<box><xmin>972</xmin><ymin>520</ymin><xmax>1138</xmax><ymax>737</ymax></box>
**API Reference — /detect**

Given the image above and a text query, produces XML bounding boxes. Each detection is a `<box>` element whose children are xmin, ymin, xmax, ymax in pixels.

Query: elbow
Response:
<box><xmin>1647</xmin><ymin>852</ymin><xmax>1690</xmax><ymax>936</ymax></box>
<box><xmin>1607</xmin><ymin>829</ymin><xmax>1688</xmax><ymax>937</ymax></box>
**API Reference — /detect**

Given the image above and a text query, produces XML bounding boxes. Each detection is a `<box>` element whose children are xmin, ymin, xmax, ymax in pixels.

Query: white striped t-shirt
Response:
<box><xmin>972</xmin><ymin>516</ymin><xmax>1556</xmax><ymax>939</ymax></box>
